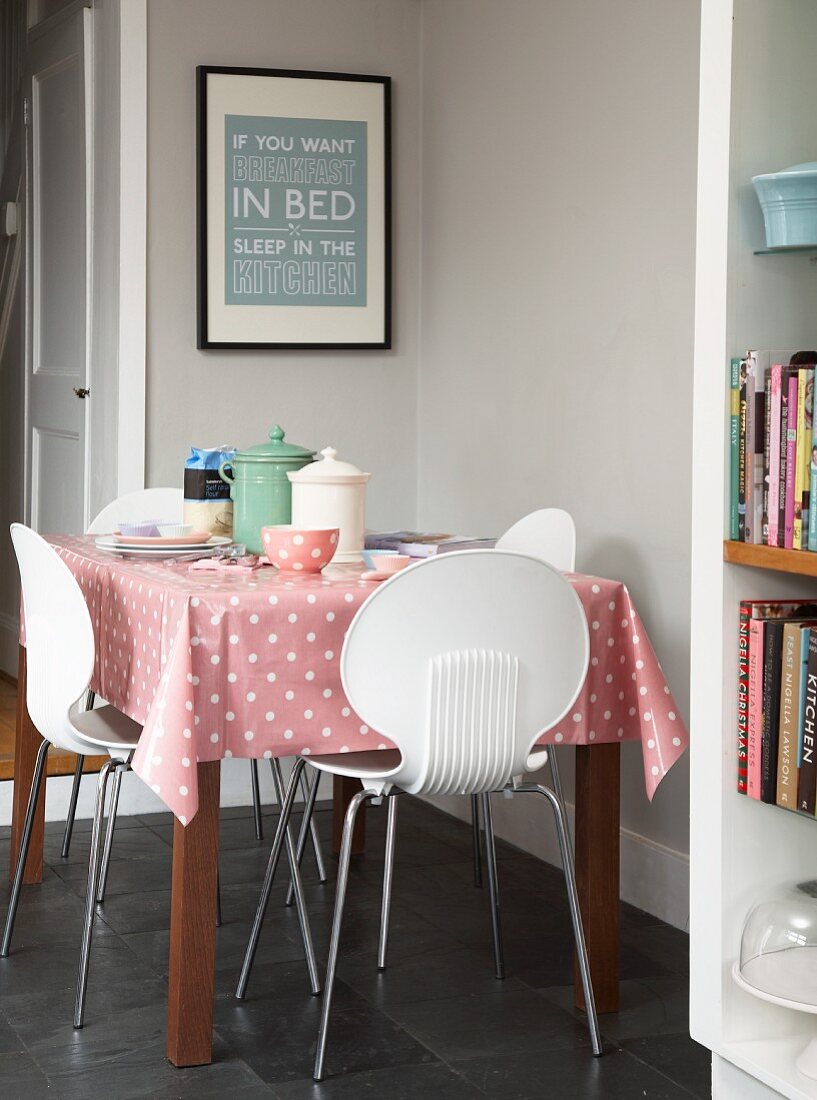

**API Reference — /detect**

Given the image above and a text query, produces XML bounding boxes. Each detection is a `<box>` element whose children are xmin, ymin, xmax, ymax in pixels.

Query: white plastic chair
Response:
<box><xmin>59</xmin><ymin>489</ymin><xmax>184</xmax><ymax>870</ymax></box>
<box><xmin>84</xmin><ymin>486</ymin><xmax>184</xmax><ymax>534</ymax></box>
<box><xmin>235</xmin><ymin>550</ymin><xmax>602</xmax><ymax>1080</ymax></box>
<box><xmin>66</xmin><ymin>488</ymin><xmax>327</xmax><ymax>902</ymax></box>
<box><xmin>461</xmin><ymin>508</ymin><xmax>578</xmax><ymax>887</ymax></box>
<box><xmin>497</xmin><ymin>507</ymin><xmax>576</xmax><ymax>571</ymax></box>
<box><xmin>3</xmin><ymin>524</ymin><xmax>142</xmax><ymax>1028</ymax></box>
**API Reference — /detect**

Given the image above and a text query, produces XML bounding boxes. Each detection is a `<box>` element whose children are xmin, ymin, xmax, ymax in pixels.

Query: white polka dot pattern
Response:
<box><xmin>539</xmin><ymin>573</ymin><xmax>686</xmax><ymax>802</ymax></box>
<box><xmin>37</xmin><ymin>539</ymin><xmax>687</xmax><ymax>824</ymax></box>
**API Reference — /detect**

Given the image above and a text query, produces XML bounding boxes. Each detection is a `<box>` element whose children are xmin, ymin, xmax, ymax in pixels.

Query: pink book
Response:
<box><xmin>785</xmin><ymin>373</ymin><xmax>799</xmax><ymax>548</ymax></box>
<box><xmin>768</xmin><ymin>364</ymin><xmax>782</xmax><ymax>546</ymax></box>
<box><xmin>747</xmin><ymin>618</ymin><xmax>764</xmax><ymax>798</ymax></box>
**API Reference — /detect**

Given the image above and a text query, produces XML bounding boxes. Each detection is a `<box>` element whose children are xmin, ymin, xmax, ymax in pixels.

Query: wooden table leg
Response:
<box><xmin>332</xmin><ymin>774</ymin><xmax>366</xmax><ymax>856</ymax></box>
<box><xmin>167</xmin><ymin>759</ymin><xmax>220</xmax><ymax>1067</ymax></box>
<box><xmin>573</xmin><ymin>742</ymin><xmax>620</xmax><ymax>1014</ymax></box>
<box><xmin>9</xmin><ymin>644</ymin><xmax>46</xmax><ymax>885</ymax></box>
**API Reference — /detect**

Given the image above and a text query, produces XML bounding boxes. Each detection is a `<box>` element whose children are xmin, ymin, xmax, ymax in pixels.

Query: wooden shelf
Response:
<box><xmin>723</xmin><ymin>541</ymin><xmax>817</xmax><ymax>578</ymax></box>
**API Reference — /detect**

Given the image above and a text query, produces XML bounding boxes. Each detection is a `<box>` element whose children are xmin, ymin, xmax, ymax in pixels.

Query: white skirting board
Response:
<box><xmin>421</xmin><ymin>790</ymin><xmax>690</xmax><ymax>932</ymax></box>
<box><xmin>0</xmin><ymin>757</ymin><xmax>688</xmax><ymax>931</ymax></box>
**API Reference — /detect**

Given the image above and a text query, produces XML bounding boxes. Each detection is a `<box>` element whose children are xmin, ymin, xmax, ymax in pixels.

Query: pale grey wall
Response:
<box><xmin>144</xmin><ymin>0</ymin><xmax>421</xmax><ymax>528</ymax></box>
<box><xmin>0</xmin><ymin>15</ymin><xmax>24</xmax><ymax>676</ymax></box>
<box><xmin>417</xmin><ymin>0</ymin><xmax>699</xmax><ymax>869</ymax></box>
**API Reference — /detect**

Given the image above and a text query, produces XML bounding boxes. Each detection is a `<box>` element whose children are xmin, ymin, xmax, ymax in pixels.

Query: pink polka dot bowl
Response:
<box><xmin>261</xmin><ymin>525</ymin><xmax>340</xmax><ymax>573</ymax></box>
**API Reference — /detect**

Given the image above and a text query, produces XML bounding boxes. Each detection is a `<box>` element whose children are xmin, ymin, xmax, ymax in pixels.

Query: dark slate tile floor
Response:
<box><xmin>0</xmin><ymin>795</ymin><xmax>709</xmax><ymax>1098</ymax></box>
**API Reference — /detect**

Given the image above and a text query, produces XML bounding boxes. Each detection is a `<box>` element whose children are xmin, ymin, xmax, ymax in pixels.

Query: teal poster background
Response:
<box><xmin>225</xmin><ymin>115</ymin><xmax>367</xmax><ymax>307</ymax></box>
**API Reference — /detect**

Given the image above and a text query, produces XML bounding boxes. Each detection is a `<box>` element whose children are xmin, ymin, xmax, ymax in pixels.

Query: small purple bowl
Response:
<box><xmin>118</xmin><ymin>520</ymin><xmax>162</xmax><ymax>537</ymax></box>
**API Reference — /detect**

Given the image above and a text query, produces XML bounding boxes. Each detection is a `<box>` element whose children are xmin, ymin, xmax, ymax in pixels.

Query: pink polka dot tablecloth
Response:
<box><xmin>40</xmin><ymin>536</ymin><xmax>688</xmax><ymax>823</ymax></box>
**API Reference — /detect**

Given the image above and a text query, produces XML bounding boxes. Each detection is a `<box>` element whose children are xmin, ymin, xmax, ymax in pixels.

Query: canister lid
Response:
<box><xmin>287</xmin><ymin>446</ymin><xmax>371</xmax><ymax>485</ymax></box>
<box><xmin>234</xmin><ymin>425</ymin><xmax>315</xmax><ymax>464</ymax></box>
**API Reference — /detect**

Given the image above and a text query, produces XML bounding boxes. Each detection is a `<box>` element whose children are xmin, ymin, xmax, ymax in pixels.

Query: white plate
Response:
<box><xmin>95</xmin><ymin>535</ymin><xmax>232</xmax><ymax>557</ymax></box>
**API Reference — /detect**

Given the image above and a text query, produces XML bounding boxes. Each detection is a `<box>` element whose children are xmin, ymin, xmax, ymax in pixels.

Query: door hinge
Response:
<box><xmin>23</xmin><ymin>98</ymin><xmax>30</xmax><ymax>127</ymax></box>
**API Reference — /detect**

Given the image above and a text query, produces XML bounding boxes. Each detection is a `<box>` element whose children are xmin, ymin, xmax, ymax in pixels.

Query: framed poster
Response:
<box><xmin>197</xmin><ymin>66</ymin><xmax>391</xmax><ymax>350</ymax></box>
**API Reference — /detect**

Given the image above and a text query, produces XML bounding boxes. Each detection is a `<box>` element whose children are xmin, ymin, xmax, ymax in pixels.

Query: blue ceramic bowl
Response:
<box><xmin>362</xmin><ymin>549</ymin><xmax>395</xmax><ymax>570</ymax></box>
<box><xmin>752</xmin><ymin>163</ymin><xmax>817</xmax><ymax>248</ymax></box>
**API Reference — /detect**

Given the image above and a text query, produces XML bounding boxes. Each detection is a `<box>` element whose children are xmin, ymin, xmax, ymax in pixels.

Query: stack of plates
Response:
<box><xmin>95</xmin><ymin>532</ymin><xmax>232</xmax><ymax>558</ymax></box>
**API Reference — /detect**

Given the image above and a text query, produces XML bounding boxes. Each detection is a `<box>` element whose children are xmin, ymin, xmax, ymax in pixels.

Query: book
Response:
<box><xmin>737</xmin><ymin>599</ymin><xmax>817</xmax><ymax>800</ymax></box>
<box><xmin>779</xmin><ymin>377</ymin><xmax>788</xmax><ymax>545</ymax></box>
<box><xmin>730</xmin><ymin>358</ymin><xmax>740</xmax><ymax>540</ymax></box>
<box><xmin>738</xmin><ymin>602</ymin><xmax>750</xmax><ymax>792</ymax></box>
<box><xmin>803</xmin><ymin>368</ymin><xmax>815</xmax><ymax>546</ymax></box>
<box><xmin>794</xmin><ymin>368</ymin><xmax>809</xmax><ymax>548</ymax></box>
<box><xmin>777</xmin><ymin>622</ymin><xmax>801</xmax><ymax>807</ymax></box>
<box><xmin>365</xmin><ymin>531</ymin><xmax>497</xmax><ymax>557</ymax></box>
<box><xmin>747</xmin><ymin>616</ymin><xmax>764</xmax><ymax>798</ymax></box>
<box><xmin>738</xmin><ymin>360</ymin><xmax>748</xmax><ymax>540</ymax></box>
<box><xmin>768</xmin><ymin>364</ymin><xmax>782</xmax><ymax>547</ymax></box>
<box><xmin>744</xmin><ymin>353</ymin><xmax>758</xmax><ymax>543</ymax></box>
<box><xmin>810</xmin><ymin>403</ymin><xmax>817</xmax><ymax>553</ymax></box>
<box><xmin>397</xmin><ymin>536</ymin><xmax>497</xmax><ymax>557</ymax></box>
<box><xmin>762</xmin><ymin>620</ymin><xmax>784</xmax><ymax>803</ymax></box>
<box><xmin>799</xmin><ymin>627</ymin><xmax>817</xmax><ymax>814</ymax></box>
<box><xmin>763</xmin><ymin>374</ymin><xmax>771</xmax><ymax>544</ymax></box>
<box><xmin>785</xmin><ymin>372</ymin><xmax>800</xmax><ymax>548</ymax></box>
<box><xmin>747</xmin><ymin>349</ymin><xmax>765</xmax><ymax>543</ymax></box>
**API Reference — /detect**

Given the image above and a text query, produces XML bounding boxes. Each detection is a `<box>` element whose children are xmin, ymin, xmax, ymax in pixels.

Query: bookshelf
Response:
<box><xmin>692</xmin><ymin>2</ymin><xmax>817</xmax><ymax>1098</ymax></box>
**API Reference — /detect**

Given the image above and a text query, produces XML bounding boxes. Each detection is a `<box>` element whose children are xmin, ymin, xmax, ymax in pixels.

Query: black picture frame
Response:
<box><xmin>197</xmin><ymin>65</ymin><xmax>391</xmax><ymax>350</ymax></box>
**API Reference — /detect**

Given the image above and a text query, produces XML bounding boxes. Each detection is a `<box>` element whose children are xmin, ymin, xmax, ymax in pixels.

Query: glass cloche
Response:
<box><xmin>735</xmin><ymin>881</ymin><xmax>817</xmax><ymax>1079</ymax></box>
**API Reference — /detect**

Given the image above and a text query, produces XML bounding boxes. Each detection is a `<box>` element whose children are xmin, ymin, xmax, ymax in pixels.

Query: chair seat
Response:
<box><xmin>70</xmin><ymin>704</ymin><xmax>142</xmax><ymax>753</ymax></box>
<box><xmin>526</xmin><ymin>747</ymin><xmax>550</xmax><ymax>773</ymax></box>
<box><xmin>308</xmin><ymin>748</ymin><xmax>402</xmax><ymax>781</ymax></box>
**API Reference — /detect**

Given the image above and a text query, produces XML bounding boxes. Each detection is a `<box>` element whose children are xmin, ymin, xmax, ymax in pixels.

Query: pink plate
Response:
<box><xmin>114</xmin><ymin>531</ymin><xmax>213</xmax><ymax>546</ymax></box>
<box><xmin>360</xmin><ymin>570</ymin><xmax>388</xmax><ymax>582</ymax></box>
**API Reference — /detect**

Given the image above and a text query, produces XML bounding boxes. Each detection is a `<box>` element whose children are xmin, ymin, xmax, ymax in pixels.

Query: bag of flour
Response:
<box><xmin>183</xmin><ymin>445</ymin><xmax>236</xmax><ymax>537</ymax></box>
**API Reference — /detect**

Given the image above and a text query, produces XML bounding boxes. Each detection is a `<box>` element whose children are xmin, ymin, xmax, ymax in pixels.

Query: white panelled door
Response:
<box><xmin>26</xmin><ymin>8</ymin><xmax>90</xmax><ymax>534</ymax></box>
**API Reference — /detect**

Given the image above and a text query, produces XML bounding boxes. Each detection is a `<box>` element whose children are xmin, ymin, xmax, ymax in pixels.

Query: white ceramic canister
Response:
<box><xmin>288</xmin><ymin>447</ymin><xmax>371</xmax><ymax>563</ymax></box>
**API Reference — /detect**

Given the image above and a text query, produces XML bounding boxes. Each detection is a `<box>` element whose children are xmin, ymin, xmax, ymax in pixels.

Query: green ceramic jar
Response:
<box><xmin>218</xmin><ymin>425</ymin><xmax>315</xmax><ymax>554</ymax></box>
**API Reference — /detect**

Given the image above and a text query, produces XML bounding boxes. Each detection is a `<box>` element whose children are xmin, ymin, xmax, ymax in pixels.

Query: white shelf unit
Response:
<box><xmin>691</xmin><ymin>1</ymin><xmax>817</xmax><ymax>1097</ymax></box>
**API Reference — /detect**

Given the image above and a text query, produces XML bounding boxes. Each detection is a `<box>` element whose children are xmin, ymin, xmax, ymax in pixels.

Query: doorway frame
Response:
<box><xmin>116</xmin><ymin>0</ymin><xmax>146</xmax><ymax>499</ymax></box>
<box><xmin>0</xmin><ymin>0</ymin><xmax>146</xmax><ymax>674</ymax></box>
<box><xmin>21</xmin><ymin>0</ymin><xmax>147</xmax><ymax>529</ymax></box>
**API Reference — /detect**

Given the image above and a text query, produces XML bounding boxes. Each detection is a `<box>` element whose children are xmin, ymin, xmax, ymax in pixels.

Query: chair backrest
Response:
<box><xmin>340</xmin><ymin>550</ymin><xmax>589</xmax><ymax>796</ymax></box>
<box><xmin>11</xmin><ymin>524</ymin><xmax>97</xmax><ymax>754</ymax></box>
<box><xmin>496</xmin><ymin>508</ymin><xmax>576</xmax><ymax>572</ymax></box>
<box><xmin>86</xmin><ymin>487</ymin><xmax>183</xmax><ymax>535</ymax></box>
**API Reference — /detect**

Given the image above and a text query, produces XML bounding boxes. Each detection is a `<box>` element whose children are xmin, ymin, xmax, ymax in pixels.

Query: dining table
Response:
<box><xmin>10</xmin><ymin>534</ymin><xmax>688</xmax><ymax>1067</ymax></box>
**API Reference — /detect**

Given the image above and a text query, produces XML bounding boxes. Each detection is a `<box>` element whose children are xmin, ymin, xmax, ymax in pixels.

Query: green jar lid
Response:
<box><xmin>235</xmin><ymin>425</ymin><xmax>315</xmax><ymax>464</ymax></box>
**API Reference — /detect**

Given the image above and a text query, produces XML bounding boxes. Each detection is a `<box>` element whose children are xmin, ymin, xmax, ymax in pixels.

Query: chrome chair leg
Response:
<box><xmin>62</xmin><ymin>689</ymin><xmax>95</xmax><ymax>861</ymax></box>
<box><xmin>314</xmin><ymin>788</ymin><xmax>373</xmax><ymax>1082</ymax></box>
<box><xmin>250</xmin><ymin>759</ymin><xmax>263</xmax><ymax>842</ymax></box>
<box><xmin>269</xmin><ymin>760</ymin><xmax>320</xmax><ymax>994</ymax></box>
<box><xmin>471</xmin><ymin>794</ymin><xmax>483</xmax><ymax>887</ymax></box>
<box><xmin>61</xmin><ymin>753</ymin><xmax>84</xmax><ymax>859</ymax></box>
<box><xmin>481</xmin><ymin>792</ymin><xmax>505</xmax><ymax>980</ymax></box>
<box><xmin>548</xmin><ymin>749</ymin><xmax>570</xmax><ymax>847</ymax></box>
<box><xmin>95</xmin><ymin>764</ymin><xmax>124</xmax><ymax>903</ymax></box>
<box><xmin>519</xmin><ymin>783</ymin><xmax>603</xmax><ymax>1057</ymax></box>
<box><xmin>300</xmin><ymin>768</ymin><xmax>327</xmax><ymax>882</ymax></box>
<box><xmin>1</xmin><ymin>737</ymin><xmax>51</xmax><ymax>957</ymax></box>
<box><xmin>235</xmin><ymin>757</ymin><xmax>307</xmax><ymax>1000</ymax></box>
<box><xmin>74</xmin><ymin>759</ymin><xmax>121</xmax><ymax>1028</ymax></box>
<box><xmin>377</xmin><ymin>793</ymin><xmax>398</xmax><ymax>971</ymax></box>
<box><xmin>285</xmin><ymin>765</ymin><xmax>322</xmax><ymax>907</ymax></box>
